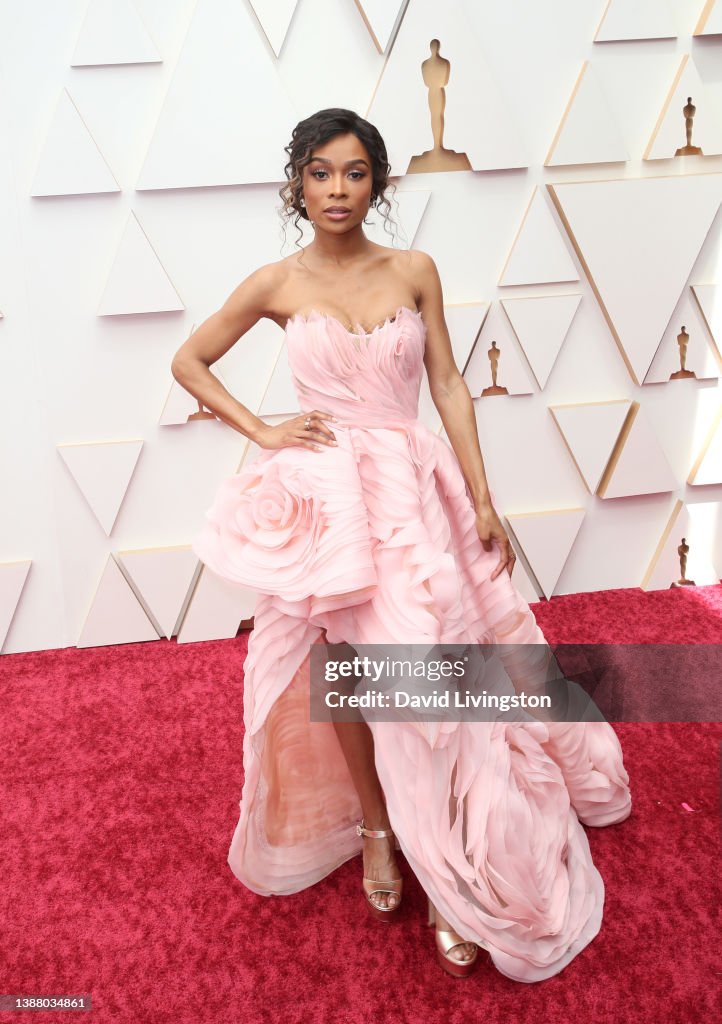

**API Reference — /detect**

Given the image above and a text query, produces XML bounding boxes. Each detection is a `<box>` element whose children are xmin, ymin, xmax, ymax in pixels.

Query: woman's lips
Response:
<box><xmin>324</xmin><ymin>209</ymin><xmax>351</xmax><ymax>220</ymax></box>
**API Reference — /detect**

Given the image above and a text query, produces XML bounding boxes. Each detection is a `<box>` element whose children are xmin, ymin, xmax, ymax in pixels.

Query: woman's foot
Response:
<box><xmin>359</xmin><ymin>820</ymin><xmax>402</xmax><ymax>912</ymax></box>
<box><xmin>427</xmin><ymin>898</ymin><xmax>479</xmax><ymax>977</ymax></box>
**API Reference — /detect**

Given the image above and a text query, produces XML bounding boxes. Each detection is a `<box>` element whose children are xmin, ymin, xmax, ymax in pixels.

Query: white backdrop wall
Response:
<box><xmin>1</xmin><ymin>0</ymin><xmax>721</xmax><ymax>655</ymax></box>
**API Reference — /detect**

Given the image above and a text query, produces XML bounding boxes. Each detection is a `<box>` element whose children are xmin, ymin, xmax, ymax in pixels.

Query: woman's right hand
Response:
<box><xmin>255</xmin><ymin>410</ymin><xmax>339</xmax><ymax>451</ymax></box>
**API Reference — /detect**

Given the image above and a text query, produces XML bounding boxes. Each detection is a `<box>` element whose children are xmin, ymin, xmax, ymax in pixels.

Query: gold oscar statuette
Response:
<box><xmin>675</xmin><ymin>96</ymin><xmax>703</xmax><ymax>157</ymax></box>
<box><xmin>669</xmin><ymin>325</ymin><xmax>697</xmax><ymax>380</ymax></box>
<box><xmin>671</xmin><ymin>536</ymin><xmax>696</xmax><ymax>587</ymax></box>
<box><xmin>480</xmin><ymin>340</ymin><xmax>509</xmax><ymax>397</ymax></box>
<box><xmin>407</xmin><ymin>39</ymin><xmax>472</xmax><ymax>174</ymax></box>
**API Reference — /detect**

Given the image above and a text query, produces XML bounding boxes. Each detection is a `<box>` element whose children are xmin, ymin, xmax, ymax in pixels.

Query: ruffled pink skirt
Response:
<box><xmin>194</xmin><ymin>422</ymin><xmax>632</xmax><ymax>983</ymax></box>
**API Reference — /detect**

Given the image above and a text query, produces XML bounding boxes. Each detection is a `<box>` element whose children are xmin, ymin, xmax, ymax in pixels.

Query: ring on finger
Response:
<box><xmin>304</xmin><ymin>416</ymin><xmax>311</xmax><ymax>431</ymax></box>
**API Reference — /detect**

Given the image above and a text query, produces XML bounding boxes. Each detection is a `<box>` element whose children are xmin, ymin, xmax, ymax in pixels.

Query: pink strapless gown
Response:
<box><xmin>192</xmin><ymin>305</ymin><xmax>631</xmax><ymax>983</ymax></box>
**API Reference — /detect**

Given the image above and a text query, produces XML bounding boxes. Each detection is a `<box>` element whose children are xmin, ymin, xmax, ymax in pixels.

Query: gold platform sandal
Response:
<box><xmin>356</xmin><ymin>819</ymin><xmax>404</xmax><ymax>921</ymax></box>
<box><xmin>427</xmin><ymin>897</ymin><xmax>479</xmax><ymax>978</ymax></box>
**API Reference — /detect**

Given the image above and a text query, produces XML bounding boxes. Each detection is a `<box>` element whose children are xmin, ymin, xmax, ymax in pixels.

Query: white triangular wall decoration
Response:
<box><xmin>97</xmin><ymin>211</ymin><xmax>184</xmax><ymax>316</ymax></box>
<box><xmin>30</xmin><ymin>88</ymin><xmax>120</xmax><ymax>197</ymax></box>
<box><xmin>545</xmin><ymin>61</ymin><xmax>628</xmax><ymax>167</ymax></box>
<box><xmin>463</xmin><ymin>303</ymin><xmax>536</xmax><ymax>397</ymax></box>
<box><xmin>502</xmin><ymin>294</ymin><xmax>582</xmax><ymax>389</ymax></box>
<box><xmin>594</xmin><ymin>0</ymin><xmax>677</xmax><ymax>42</ymax></box>
<box><xmin>176</xmin><ymin>567</ymin><xmax>257</xmax><ymax>643</ymax></box>
<box><xmin>548</xmin><ymin>175</ymin><xmax>722</xmax><ymax>385</ymax></box>
<box><xmin>505</xmin><ymin>509</ymin><xmax>586</xmax><ymax>599</ymax></box>
<box><xmin>598</xmin><ymin>405</ymin><xmax>678</xmax><ymax>498</ymax></box>
<box><xmin>641</xmin><ymin>498</ymin><xmax>720</xmax><ymax>589</ymax></box>
<box><xmin>688</xmin><ymin>405</ymin><xmax>722</xmax><ymax>485</ymax></box>
<box><xmin>691</xmin><ymin>283</ymin><xmax>722</xmax><ymax>358</ymax></box>
<box><xmin>694</xmin><ymin>0</ymin><xmax>722</xmax><ymax>36</ymax></box>
<box><xmin>77</xmin><ymin>554</ymin><xmax>160</xmax><ymax>647</ymax></box>
<box><xmin>117</xmin><ymin>546</ymin><xmax>200</xmax><ymax>638</ymax></box>
<box><xmin>71</xmin><ymin>0</ymin><xmax>161</xmax><ymax>66</ymax></box>
<box><xmin>0</xmin><ymin>561</ymin><xmax>32</xmax><ymax>651</ymax></box>
<box><xmin>499</xmin><ymin>187</ymin><xmax>579</xmax><ymax>286</ymax></box>
<box><xmin>645</xmin><ymin>54</ymin><xmax>722</xmax><ymax>160</ymax></box>
<box><xmin>248</xmin><ymin>0</ymin><xmax>299</xmax><ymax>58</ymax></box>
<box><xmin>549</xmin><ymin>400</ymin><xmax>631</xmax><ymax>494</ymax></box>
<box><xmin>354</xmin><ymin>0</ymin><xmax>408</xmax><ymax>53</ymax></box>
<box><xmin>57</xmin><ymin>439</ymin><xmax>143</xmax><ymax>535</ymax></box>
<box><xmin>136</xmin><ymin>0</ymin><xmax>299</xmax><ymax>189</ymax></box>
<box><xmin>645</xmin><ymin>289</ymin><xmax>721</xmax><ymax>383</ymax></box>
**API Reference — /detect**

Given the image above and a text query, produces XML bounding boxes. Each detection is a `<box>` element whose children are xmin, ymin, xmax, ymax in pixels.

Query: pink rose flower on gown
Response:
<box><xmin>202</xmin><ymin>462</ymin><xmax>321</xmax><ymax>595</ymax></box>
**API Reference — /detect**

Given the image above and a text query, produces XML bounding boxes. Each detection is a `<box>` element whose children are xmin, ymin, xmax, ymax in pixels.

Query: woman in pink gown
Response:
<box><xmin>172</xmin><ymin>109</ymin><xmax>631</xmax><ymax>983</ymax></box>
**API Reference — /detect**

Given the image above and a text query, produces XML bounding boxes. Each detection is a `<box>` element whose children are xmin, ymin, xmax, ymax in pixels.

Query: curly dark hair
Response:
<box><xmin>278</xmin><ymin>108</ymin><xmax>401</xmax><ymax>251</ymax></box>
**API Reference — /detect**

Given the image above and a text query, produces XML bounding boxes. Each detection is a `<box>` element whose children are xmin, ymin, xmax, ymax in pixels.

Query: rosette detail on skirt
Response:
<box><xmin>192</xmin><ymin>436</ymin><xmax>378</xmax><ymax>609</ymax></box>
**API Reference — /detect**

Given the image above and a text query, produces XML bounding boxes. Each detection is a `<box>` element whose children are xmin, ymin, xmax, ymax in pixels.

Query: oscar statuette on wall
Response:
<box><xmin>669</xmin><ymin>325</ymin><xmax>697</xmax><ymax>379</ymax></box>
<box><xmin>671</xmin><ymin>537</ymin><xmax>696</xmax><ymax>587</ymax></box>
<box><xmin>675</xmin><ymin>96</ymin><xmax>703</xmax><ymax>156</ymax></box>
<box><xmin>480</xmin><ymin>340</ymin><xmax>509</xmax><ymax>396</ymax></box>
<box><xmin>407</xmin><ymin>39</ymin><xmax>472</xmax><ymax>173</ymax></box>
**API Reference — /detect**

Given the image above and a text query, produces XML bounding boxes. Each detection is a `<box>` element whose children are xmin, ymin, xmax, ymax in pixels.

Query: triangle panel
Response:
<box><xmin>30</xmin><ymin>89</ymin><xmax>120</xmax><ymax>197</ymax></box>
<box><xmin>645</xmin><ymin>54</ymin><xmax>722</xmax><ymax>161</ymax></box>
<box><xmin>546</xmin><ymin>62</ymin><xmax>628</xmax><ymax>167</ymax></box>
<box><xmin>98</xmin><ymin>212</ymin><xmax>184</xmax><ymax>315</ymax></box>
<box><xmin>505</xmin><ymin>509</ymin><xmax>586</xmax><ymax>599</ymax></box>
<box><xmin>0</xmin><ymin>561</ymin><xmax>32</xmax><ymax>651</ymax></box>
<box><xmin>645</xmin><ymin>288</ymin><xmax>721</xmax><ymax>382</ymax></box>
<box><xmin>57</xmin><ymin>440</ymin><xmax>143</xmax><ymax>535</ymax></box>
<box><xmin>499</xmin><ymin>188</ymin><xmax>579</xmax><ymax>286</ymax></box>
<box><xmin>548</xmin><ymin>175</ymin><xmax>722</xmax><ymax>384</ymax></box>
<box><xmin>641</xmin><ymin>498</ymin><xmax>720</xmax><ymax>589</ymax></box>
<box><xmin>502</xmin><ymin>293</ymin><xmax>581</xmax><ymax>389</ymax></box>
<box><xmin>598</xmin><ymin>406</ymin><xmax>678</xmax><ymax>498</ymax></box>
<box><xmin>118</xmin><ymin>546</ymin><xmax>200</xmax><ymax>638</ymax></box>
<box><xmin>463</xmin><ymin>303</ymin><xmax>536</xmax><ymax>397</ymax></box>
<box><xmin>550</xmin><ymin>400</ymin><xmax>631</xmax><ymax>493</ymax></box>
<box><xmin>71</xmin><ymin>0</ymin><xmax>161</xmax><ymax>66</ymax></box>
<box><xmin>594</xmin><ymin>0</ymin><xmax>677</xmax><ymax>42</ymax></box>
<box><xmin>77</xmin><ymin>555</ymin><xmax>159</xmax><ymax>647</ymax></box>
<box><xmin>136</xmin><ymin>0</ymin><xmax>299</xmax><ymax>189</ymax></box>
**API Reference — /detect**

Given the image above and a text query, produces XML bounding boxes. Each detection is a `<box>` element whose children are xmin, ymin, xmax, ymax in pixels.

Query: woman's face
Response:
<box><xmin>301</xmin><ymin>132</ymin><xmax>374</xmax><ymax>231</ymax></box>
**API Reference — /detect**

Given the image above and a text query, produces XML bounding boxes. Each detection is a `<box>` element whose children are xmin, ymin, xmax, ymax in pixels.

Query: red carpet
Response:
<box><xmin>1</xmin><ymin>584</ymin><xmax>720</xmax><ymax>1024</ymax></box>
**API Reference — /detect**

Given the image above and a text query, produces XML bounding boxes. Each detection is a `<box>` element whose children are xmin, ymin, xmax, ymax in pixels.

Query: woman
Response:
<box><xmin>171</xmin><ymin>108</ymin><xmax>631</xmax><ymax>982</ymax></box>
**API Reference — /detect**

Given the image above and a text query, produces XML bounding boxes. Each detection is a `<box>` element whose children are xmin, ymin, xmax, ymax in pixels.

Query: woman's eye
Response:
<box><xmin>310</xmin><ymin>170</ymin><xmax>365</xmax><ymax>180</ymax></box>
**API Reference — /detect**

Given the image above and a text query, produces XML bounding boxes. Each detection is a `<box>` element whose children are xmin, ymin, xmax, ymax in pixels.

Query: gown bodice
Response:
<box><xmin>284</xmin><ymin>305</ymin><xmax>426</xmax><ymax>428</ymax></box>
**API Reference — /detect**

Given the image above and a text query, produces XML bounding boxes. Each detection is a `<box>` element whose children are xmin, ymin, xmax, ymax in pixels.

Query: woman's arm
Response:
<box><xmin>413</xmin><ymin>250</ymin><xmax>516</xmax><ymax>580</ymax></box>
<box><xmin>170</xmin><ymin>263</ymin><xmax>278</xmax><ymax>442</ymax></box>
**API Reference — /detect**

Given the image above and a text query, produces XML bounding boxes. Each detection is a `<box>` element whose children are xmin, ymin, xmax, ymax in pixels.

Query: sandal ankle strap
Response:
<box><xmin>356</xmin><ymin>819</ymin><xmax>395</xmax><ymax>839</ymax></box>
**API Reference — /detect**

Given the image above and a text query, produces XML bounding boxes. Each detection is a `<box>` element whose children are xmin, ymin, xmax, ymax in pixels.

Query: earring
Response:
<box><xmin>300</xmin><ymin>197</ymin><xmax>305</xmax><ymax>207</ymax></box>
